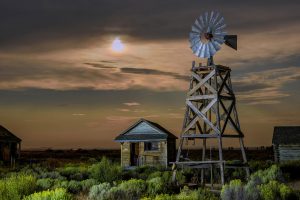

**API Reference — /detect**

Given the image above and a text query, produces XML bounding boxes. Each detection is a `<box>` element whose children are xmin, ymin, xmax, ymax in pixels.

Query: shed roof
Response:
<box><xmin>272</xmin><ymin>126</ymin><xmax>300</xmax><ymax>145</ymax></box>
<box><xmin>115</xmin><ymin>118</ymin><xmax>177</xmax><ymax>142</ymax></box>
<box><xmin>0</xmin><ymin>125</ymin><xmax>22</xmax><ymax>142</ymax></box>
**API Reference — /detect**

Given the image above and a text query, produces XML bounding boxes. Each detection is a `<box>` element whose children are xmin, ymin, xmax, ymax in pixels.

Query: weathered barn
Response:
<box><xmin>272</xmin><ymin>126</ymin><xmax>300</xmax><ymax>162</ymax></box>
<box><xmin>0</xmin><ymin>125</ymin><xmax>21</xmax><ymax>165</ymax></box>
<box><xmin>115</xmin><ymin>119</ymin><xmax>177</xmax><ymax>167</ymax></box>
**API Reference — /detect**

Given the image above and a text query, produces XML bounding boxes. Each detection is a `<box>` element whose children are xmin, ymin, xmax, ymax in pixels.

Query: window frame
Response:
<box><xmin>144</xmin><ymin>141</ymin><xmax>159</xmax><ymax>151</ymax></box>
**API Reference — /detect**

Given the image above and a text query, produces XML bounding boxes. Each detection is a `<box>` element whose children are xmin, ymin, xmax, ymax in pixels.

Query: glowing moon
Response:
<box><xmin>111</xmin><ymin>37</ymin><xmax>124</xmax><ymax>52</ymax></box>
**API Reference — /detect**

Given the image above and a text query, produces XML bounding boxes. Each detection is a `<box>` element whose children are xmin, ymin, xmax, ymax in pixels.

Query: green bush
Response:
<box><xmin>36</xmin><ymin>178</ymin><xmax>55</xmax><ymax>190</ymax></box>
<box><xmin>147</xmin><ymin>171</ymin><xmax>163</xmax><ymax>180</ymax></box>
<box><xmin>106</xmin><ymin>186</ymin><xmax>127</xmax><ymax>200</ymax></box>
<box><xmin>244</xmin><ymin>176</ymin><xmax>261</xmax><ymax>200</ymax></box>
<box><xmin>53</xmin><ymin>180</ymin><xmax>69</xmax><ymax>190</ymax></box>
<box><xmin>38</xmin><ymin>171</ymin><xmax>65</xmax><ymax>180</ymax></box>
<box><xmin>147</xmin><ymin>177</ymin><xmax>165</xmax><ymax>196</ymax></box>
<box><xmin>0</xmin><ymin>174</ymin><xmax>37</xmax><ymax>200</ymax></box>
<box><xmin>259</xmin><ymin>180</ymin><xmax>293</xmax><ymax>200</ymax></box>
<box><xmin>251</xmin><ymin>165</ymin><xmax>283</xmax><ymax>184</ymax></box>
<box><xmin>80</xmin><ymin>178</ymin><xmax>98</xmax><ymax>192</ymax></box>
<box><xmin>89</xmin><ymin>157</ymin><xmax>121</xmax><ymax>183</ymax></box>
<box><xmin>176</xmin><ymin>186</ymin><xmax>218</xmax><ymax>200</ymax></box>
<box><xmin>134</xmin><ymin>165</ymin><xmax>160</xmax><ymax>180</ymax></box>
<box><xmin>118</xmin><ymin>179</ymin><xmax>146</xmax><ymax>199</ymax></box>
<box><xmin>57</xmin><ymin>164</ymin><xmax>89</xmax><ymax>181</ymax></box>
<box><xmin>67</xmin><ymin>180</ymin><xmax>82</xmax><ymax>194</ymax></box>
<box><xmin>23</xmin><ymin>188</ymin><xmax>72</xmax><ymax>200</ymax></box>
<box><xmin>155</xmin><ymin>194</ymin><xmax>174</xmax><ymax>200</ymax></box>
<box><xmin>221</xmin><ymin>179</ymin><xmax>245</xmax><ymax>200</ymax></box>
<box><xmin>88</xmin><ymin>182</ymin><xmax>111</xmax><ymax>200</ymax></box>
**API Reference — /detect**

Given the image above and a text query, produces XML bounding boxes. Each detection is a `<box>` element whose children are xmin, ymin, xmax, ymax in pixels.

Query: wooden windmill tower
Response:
<box><xmin>172</xmin><ymin>11</ymin><xmax>249</xmax><ymax>185</ymax></box>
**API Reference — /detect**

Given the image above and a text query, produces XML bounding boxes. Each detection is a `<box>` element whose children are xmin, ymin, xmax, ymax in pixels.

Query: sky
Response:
<box><xmin>0</xmin><ymin>0</ymin><xmax>299</xmax><ymax>149</ymax></box>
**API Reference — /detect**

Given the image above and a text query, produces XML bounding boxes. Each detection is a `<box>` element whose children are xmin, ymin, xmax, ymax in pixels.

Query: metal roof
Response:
<box><xmin>272</xmin><ymin>126</ymin><xmax>300</xmax><ymax>145</ymax></box>
<box><xmin>0</xmin><ymin>125</ymin><xmax>22</xmax><ymax>142</ymax></box>
<box><xmin>115</xmin><ymin>118</ymin><xmax>177</xmax><ymax>142</ymax></box>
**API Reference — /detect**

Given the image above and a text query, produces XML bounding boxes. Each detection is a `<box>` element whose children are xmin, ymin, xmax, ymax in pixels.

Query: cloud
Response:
<box><xmin>117</xmin><ymin>108</ymin><xmax>130</xmax><ymax>112</ymax></box>
<box><xmin>72</xmin><ymin>113</ymin><xmax>86</xmax><ymax>116</ymax></box>
<box><xmin>0</xmin><ymin>0</ymin><xmax>299</xmax><ymax>53</ymax></box>
<box><xmin>84</xmin><ymin>63</ymin><xmax>117</xmax><ymax>69</ymax></box>
<box><xmin>121</xmin><ymin>67</ymin><xmax>189</xmax><ymax>81</ymax></box>
<box><xmin>106</xmin><ymin>115</ymin><xmax>159</xmax><ymax>121</ymax></box>
<box><xmin>123</xmin><ymin>102</ymin><xmax>140</xmax><ymax>106</ymax></box>
<box><xmin>234</xmin><ymin>66</ymin><xmax>300</xmax><ymax>104</ymax></box>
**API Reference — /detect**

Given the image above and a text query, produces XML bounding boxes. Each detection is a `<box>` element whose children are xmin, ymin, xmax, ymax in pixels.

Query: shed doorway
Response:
<box><xmin>130</xmin><ymin>143</ymin><xmax>139</xmax><ymax>166</ymax></box>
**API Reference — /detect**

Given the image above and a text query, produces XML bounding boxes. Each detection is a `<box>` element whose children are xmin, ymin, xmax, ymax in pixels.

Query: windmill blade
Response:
<box><xmin>211</xmin><ymin>12</ymin><xmax>220</xmax><ymax>26</ymax></box>
<box><xmin>224</xmin><ymin>35</ymin><xmax>237</xmax><ymax>50</ymax></box>
<box><xmin>189</xmin><ymin>11</ymin><xmax>237</xmax><ymax>58</ymax></box>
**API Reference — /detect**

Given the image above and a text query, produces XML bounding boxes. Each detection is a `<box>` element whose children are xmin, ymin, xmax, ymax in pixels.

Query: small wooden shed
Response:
<box><xmin>272</xmin><ymin>126</ymin><xmax>300</xmax><ymax>162</ymax></box>
<box><xmin>115</xmin><ymin>118</ymin><xmax>177</xmax><ymax>167</ymax></box>
<box><xmin>0</xmin><ymin>125</ymin><xmax>21</xmax><ymax>165</ymax></box>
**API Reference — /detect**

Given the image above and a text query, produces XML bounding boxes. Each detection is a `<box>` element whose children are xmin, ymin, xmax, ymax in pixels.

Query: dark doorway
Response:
<box><xmin>130</xmin><ymin>143</ymin><xmax>139</xmax><ymax>166</ymax></box>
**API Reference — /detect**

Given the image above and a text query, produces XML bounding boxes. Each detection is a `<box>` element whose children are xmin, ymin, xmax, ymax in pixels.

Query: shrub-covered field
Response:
<box><xmin>0</xmin><ymin>158</ymin><xmax>299</xmax><ymax>200</ymax></box>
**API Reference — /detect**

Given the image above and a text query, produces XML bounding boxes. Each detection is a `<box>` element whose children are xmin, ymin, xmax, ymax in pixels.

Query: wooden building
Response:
<box><xmin>272</xmin><ymin>126</ymin><xmax>300</xmax><ymax>162</ymax></box>
<box><xmin>115</xmin><ymin>119</ymin><xmax>177</xmax><ymax>167</ymax></box>
<box><xmin>0</xmin><ymin>125</ymin><xmax>21</xmax><ymax>165</ymax></box>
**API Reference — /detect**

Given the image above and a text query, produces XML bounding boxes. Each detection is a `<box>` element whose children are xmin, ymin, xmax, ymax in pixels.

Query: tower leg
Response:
<box><xmin>239</xmin><ymin>138</ymin><xmax>250</xmax><ymax>178</ymax></box>
<box><xmin>201</xmin><ymin>138</ymin><xmax>206</xmax><ymax>185</ymax></box>
<box><xmin>218</xmin><ymin>137</ymin><xmax>225</xmax><ymax>185</ymax></box>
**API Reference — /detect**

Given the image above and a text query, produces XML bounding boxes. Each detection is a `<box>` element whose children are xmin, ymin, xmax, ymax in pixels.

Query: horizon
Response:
<box><xmin>0</xmin><ymin>0</ymin><xmax>300</xmax><ymax>149</ymax></box>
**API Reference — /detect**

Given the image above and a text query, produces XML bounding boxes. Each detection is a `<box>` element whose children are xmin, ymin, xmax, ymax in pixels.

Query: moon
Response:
<box><xmin>111</xmin><ymin>37</ymin><xmax>124</xmax><ymax>52</ymax></box>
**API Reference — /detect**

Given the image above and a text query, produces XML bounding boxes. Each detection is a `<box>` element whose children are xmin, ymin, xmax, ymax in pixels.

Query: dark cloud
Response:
<box><xmin>233</xmin><ymin>82</ymin><xmax>269</xmax><ymax>93</ymax></box>
<box><xmin>0</xmin><ymin>0</ymin><xmax>299</xmax><ymax>52</ymax></box>
<box><xmin>121</xmin><ymin>67</ymin><xmax>189</xmax><ymax>81</ymax></box>
<box><xmin>84</xmin><ymin>63</ymin><xmax>117</xmax><ymax>69</ymax></box>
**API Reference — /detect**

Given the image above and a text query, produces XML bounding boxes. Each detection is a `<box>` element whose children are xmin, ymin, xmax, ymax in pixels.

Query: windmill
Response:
<box><xmin>172</xmin><ymin>11</ymin><xmax>249</xmax><ymax>186</ymax></box>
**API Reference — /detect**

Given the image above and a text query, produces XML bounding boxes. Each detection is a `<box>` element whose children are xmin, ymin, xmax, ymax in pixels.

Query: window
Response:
<box><xmin>144</xmin><ymin>142</ymin><xmax>159</xmax><ymax>151</ymax></box>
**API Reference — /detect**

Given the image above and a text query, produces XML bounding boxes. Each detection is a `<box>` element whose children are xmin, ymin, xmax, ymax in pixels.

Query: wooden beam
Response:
<box><xmin>181</xmin><ymin>134</ymin><xmax>219</xmax><ymax>138</ymax></box>
<box><xmin>187</xmin><ymin>94</ymin><xmax>216</xmax><ymax>101</ymax></box>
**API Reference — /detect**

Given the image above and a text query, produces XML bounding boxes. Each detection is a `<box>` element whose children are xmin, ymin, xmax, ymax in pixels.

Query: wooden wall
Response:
<box><xmin>120</xmin><ymin>141</ymin><xmax>168</xmax><ymax>167</ymax></box>
<box><xmin>274</xmin><ymin>144</ymin><xmax>300</xmax><ymax>162</ymax></box>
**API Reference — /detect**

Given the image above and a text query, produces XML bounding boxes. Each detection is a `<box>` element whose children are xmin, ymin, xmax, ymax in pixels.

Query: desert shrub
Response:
<box><xmin>244</xmin><ymin>176</ymin><xmax>261</xmax><ymax>200</ymax></box>
<box><xmin>176</xmin><ymin>187</ymin><xmax>217</xmax><ymax>200</ymax></box>
<box><xmin>53</xmin><ymin>180</ymin><xmax>69</xmax><ymax>190</ymax></box>
<box><xmin>89</xmin><ymin>157</ymin><xmax>121</xmax><ymax>183</ymax></box>
<box><xmin>134</xmin><ymin>165</ymin><xmax>160</xmax><ymax>180</ymax></box>
<box><xmin>121</xmin><ymin>169</ymin><xmax>139</xmax><ymax>180</ymax></box>
<box><xmin>106</xmin><ymin>186</ymin><xmax>127</xmax><ymax>200</ymax></box>
<box><xmin>176</xmin><ymin>186</ymin><xmax>198</xmax><ymax>200</ymax></box>
<box><xmin>221</xmin><ymin>179</ymin><xmax>245</xmax><ymax>200</ymax></box>
<box><xmin>36</xmin><ymin>178</ymin><xmax>55</xmax><ymax>190</ymax></box>
<box><xmin>39</xmin><ymin>171</ymin><xmax>65</xmax><ymax>180</ymax></box>
<box><xmin>23</xmin><ymin>188</ymin><xmax>72</xmax><ymax>200</ymax></box>
<box><xmin>67</xmin><ymin>180</ymin><xmax>82</xmax><ymax>193</ymax></box>
<box><xmin>175</xmin><ymin>171</ymin><xmax>186</xmax><ymax>185</ymax></box>
<box><xmin>259</xmin><ymin>180</ymin><xmax>294</xmax><ymax>200</ymax></box>
<box><xmin>193</xmin><ymin>187</ymin><xmax>218</xmax><ymax>200</ymax></box>
<box><xmin>249</xmin><ymin>160</ymin><xmax>273</xmax><ymax>172</ymax></box>
<box><xmin>0</xmin><ymin>174</ymin><xmax>37</xmax><ymax>200</ymax></box>
<box><xmin>88</xmin><ymin>182</ymin><xmax>111</xmax><ymax>200</ymax></box>
<box><xmin>251</xmin><ymin>165</ymin><xmax>283</xmax><ymax>184</ymax></box>
<box><xmin>147</xmin><ymin>171</ymin><xmax>163</xmax><ymax>180</ymax></box>
<box><xmin>118</xmin><ymin>179</ymin><xmax>146</xmax><ymax>199</ymax></box>
<box><xmin>147</xmin><ymin>177</ymin><xmax>166</xmax><ymax>197</ymax></box>
<box><xmin>144</xmin><ymin>194</ymin><xmax>175</xmax><ymax>200</ymax></box>
<box><xmin>80</xmin><ymin>178</ymin><xmax>98</xmax><ymax>192</ymax></box>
